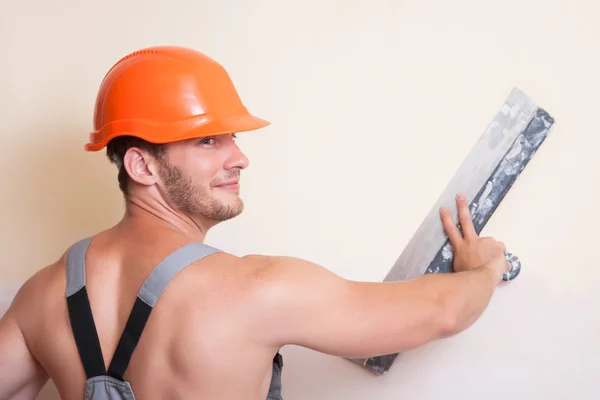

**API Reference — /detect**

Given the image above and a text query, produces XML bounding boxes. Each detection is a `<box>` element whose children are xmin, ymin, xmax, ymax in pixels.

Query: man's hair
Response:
<box><xmin>105</xmin><ymin>136</ymin><xmax>167</xmax><ymax>195</ymax></box>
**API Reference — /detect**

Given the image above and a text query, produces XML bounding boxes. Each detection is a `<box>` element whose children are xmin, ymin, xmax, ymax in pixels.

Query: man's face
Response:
<box><xmin>155</xmin><ymin>133</ymin><xmax>249</xmax><ymax>222</ymax></box>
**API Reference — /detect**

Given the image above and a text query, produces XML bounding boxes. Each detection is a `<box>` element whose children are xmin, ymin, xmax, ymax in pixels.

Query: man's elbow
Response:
<box><xmin>434</xmin><ymin>291</ymin><xmax>464</xmax><ymax>338</ymax></box>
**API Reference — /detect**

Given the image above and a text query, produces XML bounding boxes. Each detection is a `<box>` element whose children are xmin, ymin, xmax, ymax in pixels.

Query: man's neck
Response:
<box><xmin>119</xmin><ymin>195</ymin><xmax>216</xmax><ymax>243</ymax></box>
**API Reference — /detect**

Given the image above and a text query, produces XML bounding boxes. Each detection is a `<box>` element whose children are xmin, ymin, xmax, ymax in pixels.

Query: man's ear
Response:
<box><xmin>122</xmin><ymin>147</ymin><xmax>160</xmax><ymax>187</ymax></box>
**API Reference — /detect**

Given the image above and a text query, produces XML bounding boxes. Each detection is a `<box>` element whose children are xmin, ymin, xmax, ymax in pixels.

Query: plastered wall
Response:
<box><xmin>1</xmin><ymin>0</ymin><xmax>598</xmax><ymax>398</ymax></box>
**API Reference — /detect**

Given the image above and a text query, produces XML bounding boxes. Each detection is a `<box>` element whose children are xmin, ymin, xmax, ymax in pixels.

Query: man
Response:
<box><xmin>0</xmin><ymin>46</ymin><xmax>511</xmax><ymax>399</ymax></box>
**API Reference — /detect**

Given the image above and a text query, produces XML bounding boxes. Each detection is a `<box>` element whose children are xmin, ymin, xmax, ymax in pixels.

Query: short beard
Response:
<box><xmin>157</xmin><ymin>158</ymin><xmax>244</xmax><ymax>222</ymax></box>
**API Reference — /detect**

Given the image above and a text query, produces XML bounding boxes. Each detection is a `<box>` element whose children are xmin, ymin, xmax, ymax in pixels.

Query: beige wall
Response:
<box><xmin>1</xmin><ymin>0</ymin><xmax>599</xmax><ymax>398</ymax></box>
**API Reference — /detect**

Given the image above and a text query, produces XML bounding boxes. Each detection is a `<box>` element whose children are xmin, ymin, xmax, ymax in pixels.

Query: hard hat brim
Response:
<box><xmin>84</xmin><ymin>113</ymin><xmax>270</xmax><ymax>151</ymax></box>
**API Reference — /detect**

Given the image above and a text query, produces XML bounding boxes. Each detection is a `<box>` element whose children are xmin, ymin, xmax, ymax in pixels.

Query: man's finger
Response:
<box><xmin>498</xmin><ymin>241</ymin><xmax>507</xmax><ymax>252</ymax></box>
<box><xmin>456</xmin><ymin>193</ymin><xmax>477</xmax><ymax>240</ymax></box>
<box><xmin>440</xmin><ymin>206</ymin><xmax>463</xmax><ymax>247</ymax></box>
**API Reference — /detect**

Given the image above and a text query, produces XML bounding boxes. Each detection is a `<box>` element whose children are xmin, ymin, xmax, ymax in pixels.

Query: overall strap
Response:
<box><xmin>107</xmin><ymin>242</ymin><xmax>221</xmax><ymax>380</ymax></box>
<box><xmin>66</xmin><ymin>237</ymin><xmax>107</xmax><ymax>378</ymax></box>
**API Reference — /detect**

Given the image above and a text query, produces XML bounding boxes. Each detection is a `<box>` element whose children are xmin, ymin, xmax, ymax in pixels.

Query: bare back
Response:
<box><xmin>3</xmin><ymin>194</ymin><xmax>506</xmax><ymax>399</ymax></box>
<box><xmin>13</xmin><ymin>230</ymin><xmax>283</xmax><ymax>400</ymax></box>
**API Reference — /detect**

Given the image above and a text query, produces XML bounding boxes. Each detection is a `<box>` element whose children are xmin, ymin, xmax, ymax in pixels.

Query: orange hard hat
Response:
<box><xmin>85</xmin><ymin>46</ymin><xmax>270</xmax><ymax>151</ymax></box>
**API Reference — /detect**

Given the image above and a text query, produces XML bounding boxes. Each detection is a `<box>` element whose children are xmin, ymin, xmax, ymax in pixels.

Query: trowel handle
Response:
<box><xmin>503</xmin><ymin>252</ymin><xmax>521</xmax><ymax>281</ymax></box>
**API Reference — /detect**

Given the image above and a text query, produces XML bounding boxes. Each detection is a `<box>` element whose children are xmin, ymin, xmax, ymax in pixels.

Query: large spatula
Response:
<box><xmin>349</xmin><ymin>87</ymin><xmax>555</xmax><ymax>375</ymax></box>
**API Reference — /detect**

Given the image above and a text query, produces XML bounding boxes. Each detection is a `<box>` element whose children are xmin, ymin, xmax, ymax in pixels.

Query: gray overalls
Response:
<box><xmin>65</xmin><ymin>237</ymin><xmax>284</xmax><ymax>399</ymax></box>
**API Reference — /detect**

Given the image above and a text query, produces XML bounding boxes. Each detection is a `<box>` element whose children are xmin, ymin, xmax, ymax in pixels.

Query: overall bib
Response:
<box><xmin>65</xmin><ymin>237</ymin><xmax>284</xmax><ymax>399</ymax></box>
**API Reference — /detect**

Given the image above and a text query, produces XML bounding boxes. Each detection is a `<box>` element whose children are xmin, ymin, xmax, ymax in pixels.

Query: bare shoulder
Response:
<box><xmin>236</xmin><ymin>254</ymin><xmax>356</xmax><ymax>340</ymax></box>
<box><xmin>164</xmin><ymin>252</ymin><xmax>360</xmax><ymax>351</ymax></box>
<box><xmin>6</xmin><ymin>254</ymin><xmax>66</xmax><ymax>324</ymax></box>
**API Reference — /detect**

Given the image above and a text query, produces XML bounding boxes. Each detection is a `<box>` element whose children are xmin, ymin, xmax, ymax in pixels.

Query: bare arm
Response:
<box><xmin>249</xmin><ymin>254</ymin><xmax>498</xmax><ymax>358</ymax></box>
<box><xmin>0</xmin><ymin>281</ymin><xmax>48</xmax><ymax>399</ymax></box>
<box><xmin>247</xmin><ymin>194</ymin><xmax>508</xmax><ymax>358</ymax></box>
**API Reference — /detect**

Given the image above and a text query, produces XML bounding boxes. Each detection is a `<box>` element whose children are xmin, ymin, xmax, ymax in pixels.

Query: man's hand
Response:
<box><xmin>440</xmin><ymin>193</ymin><xmax>510</xmax><ymax>283</ymax></box>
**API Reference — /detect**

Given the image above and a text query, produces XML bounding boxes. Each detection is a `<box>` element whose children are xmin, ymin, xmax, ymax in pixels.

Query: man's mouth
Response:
<box><xmin>214</xmin><ymin>180</ymin><xmax>240</xmax><ymax>189</ymax></box>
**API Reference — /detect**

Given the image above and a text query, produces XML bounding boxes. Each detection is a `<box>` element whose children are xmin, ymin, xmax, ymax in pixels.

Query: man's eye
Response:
<box><xmin>200</xmin><ymin>137</ymin><xmax>215</xmax><ymax>145</ymax></box>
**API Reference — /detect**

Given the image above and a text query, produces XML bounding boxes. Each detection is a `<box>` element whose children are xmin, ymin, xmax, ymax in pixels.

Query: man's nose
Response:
<box><xmin>224</xmin><ymin>141</ymin><xmax>250</xmax><ymax>170</ymax></box>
